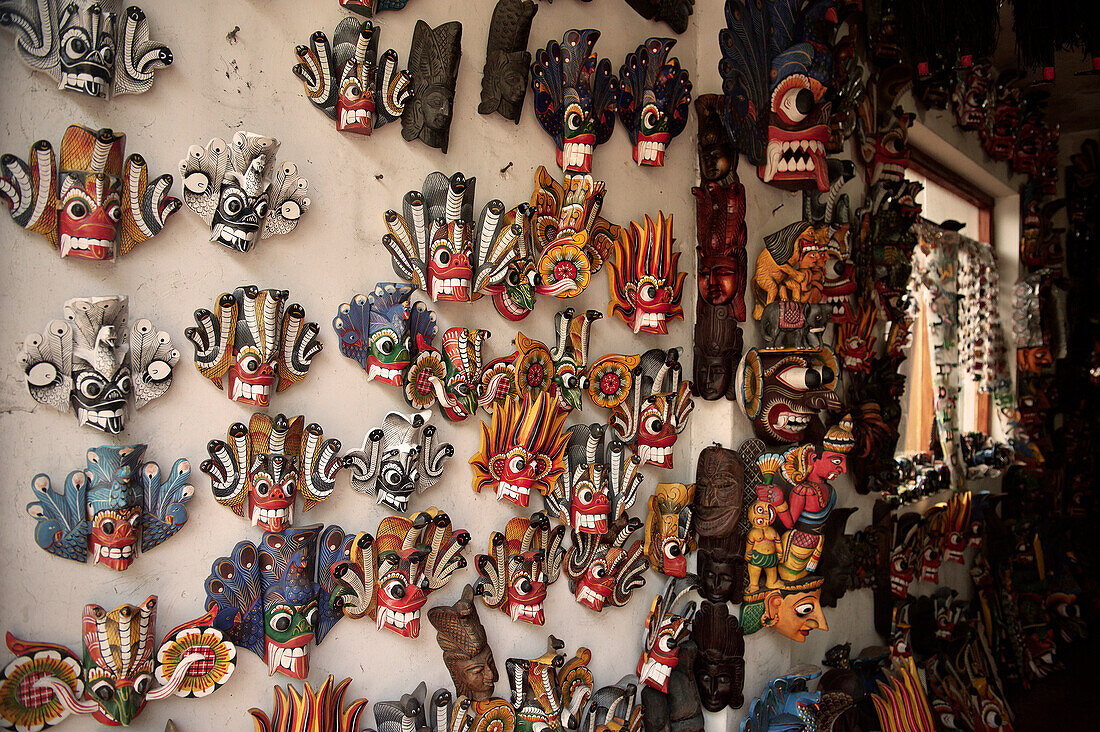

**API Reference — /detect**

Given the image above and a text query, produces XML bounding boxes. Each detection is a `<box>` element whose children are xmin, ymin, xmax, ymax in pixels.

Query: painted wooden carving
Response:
<box><xmin>719</xmin><ymin>0</ymin><xmax>835</xmax><ymax>191</ymax></box>
<box><xmin>333</xmin><ymin>283</ymin><xmax>435</xmax><ymax>386</ymax></box>
<box><xmin>952</xmin><ymin>60</ymin><xmax>992</xmax><ymax>131</ymax></box>
<box><xmin>1</xmin><ymin>0</ymin><xmax>171</xmax><ymax>98</ymax></box>
<box><xmin>28</xmin><ymin>444</ymin><xmax>191</xmax><ymax>571</ymax></box>
<box><xmin>329</xmin><ymin>510</ymin><xmax>470</xmax><ymax>638</ymax></box>
<box><xmin>506</xmin><ymin>636</ymin><xmax>593</xmax><ymax>730</ymax></box>
<box><xmin>470</xmin><ymin>392</ymin><xmax>569</xmax><ymax>508</ymax></box>
<box><xmin>870</xmin><ymin>657</ymin><xmax>935</xmax><ymax>732</ymax></box>
<box><xmin>697</xmin><ymin>535</ymin><xmax>743</xmax><ymax>605</ymax></box>
<box><xmin>740</xmin><ymin>670</ymin><xmax>821</xmax><ymax>732</ymax></box>
<box><xmin>473</xmin><ymin>511</ymin><xmax>565</xmax><ymax>625</ymax></box>
<box><xmin>692</xmin><ymin>601</ymin><xmax>744</xmax><ymax>712</ymax></box>
<box><xmin>180</xmin><ymin>132</ymin><xmax>310</xmax><ymax>252</ymax></box>
<box><xmin>404</xmin><ymin>327</ymin><xmax>500</xmax><ymax>421</ymax></box>
<box><xmin>479</xmin><ymin>0</ymin><xmax>538</xmax><ymax>123</ymax></box>
<box><xmin>427</xmin><ymin>584</ymin><xmax>498</xmax><ymax>702</ymax></box>
<box><xmin>750</xmin><ymin>217</ymin><xmax>831</xmax><ymax>322</ymax></box>
<box><xmin>694</xmin><ymin>443</ymin><xmax>747</xmax><ymax>603</ymax></box>
<box><xmin>641</xmin><ymin>639</ymin><xmax>703</xmax><ymax>732</ymax></box>
<box><xmin>608</xmin><ymin>212</ymin><xmax>685</xmax><ymax>334</ymax></box>
<box><xmin>581</xmin><ymin>677</ymin><xmax>642</xmax><ymax>732</ymax></box>
<box><xmin>644</xmin><ymin>482</ymin><xmax>695</xmax><ymax>577</ymax></box>
<box><xmin>608</xmin><ymin>347</ymin><xmax>694</xmax><ymax>468</ymax></box>
<box><xmin>531</xmin><ymin>29</ymin><xmax>618</xmax><ymax>174</ymax></box>
<box><xmin>250</xmin><ymin>676</ymin><xmax>369</xmax><ymax>732</ymax></box>
<box><xmin>1</xmin><ymin>125</ymin><xmax>180</xmax><ymax>259</ymax></box>
<box><xmin>19</xmin><ymin>296</ymin><xmax>177</xmax><ymax>433</ymax></box>
<box><xmin>636</xmin><ymin>576</ymin><xmax>697</xmax><ymax>692</ymax></box>
<box><xmin>402</xmin><ymin>20</ymin><xmax>462</xmax><ymax>153</ymax></box>
<box><xmin>617</xmin><ymin>38</ymin><xmax>692</xmax><ymax>166</ymax></box>
<box><xmin>187</xmin><ymin>286</ymin><xmax>321</xmax><ymax>406</ymax></box>
<box><xmin>856</xmin><ymin>66</ymin><xmax>915</xmax><ymax>185</ymax></box>
<box><xmin>623</xmin><ymin>0</ymin><xmax>694</xmax><ymax>33</ymax></box>
<box><xmin>0</xmin><ymin>598</ymin><xmax>234</xmax><ymax>727</ymax></box>
<box><xmin>381</xmin><ymin>171</ymin><xmax>524</xmax><ymax>305</ymax></box>
<box><xmin>736</xmin><ymin>347</ymin><xmax>841</xmax><ymax>444</ymax></box>
<box><xmin>564</xmin><ymin>518</ymin><xmax>649</xmax><ymax>612</ymax></box>
<box><xmin>293</xmin><ymin>17</ymin><xmax>411</xmax><ymax>135</ymax></box>
<box><xmin>206</xmin><ymin>525</ymin><xmax>351</xmax><ymax>679</ymax></box>
<box><xmin>344</xmin><ymin>410</ymin><xmax>453</xmax><ymax>512</ymax></box>
<box><xmin>203</xmin><ymin>413</ymin><xmax>341</xmax><ymax>531</ymax></box>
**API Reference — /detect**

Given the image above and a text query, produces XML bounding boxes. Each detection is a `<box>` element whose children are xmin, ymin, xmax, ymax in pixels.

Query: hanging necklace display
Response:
<box><xmin>479</xmin><ymin>0</ymin><xmax>538</xmax><ymax>123</ymax></box>
<box><xmin>617</xmin><ymin>37</ymin><xmax>692</xmax><ymax>167</ymax></box>
<box><xmin>402</xmin><ymin>20</ymin><xmax>462</xmax><ymax>153</ymax></box>
<box><xmin>472</xmin><ymin>510</ymin><xmax>565</xmax><ymax>625</ymax></box>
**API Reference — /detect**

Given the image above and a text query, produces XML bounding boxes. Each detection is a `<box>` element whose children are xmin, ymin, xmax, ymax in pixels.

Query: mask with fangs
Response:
<box><xmin>607</xmin><ymin>348</ymin><xmax>695</xmax><ymax>468</ymax></box>
<box><xmin>202</xmin><ymin>413</ymin><xmax>342</xmax><ymax>532</ymax></box>
<box><xmin>293</xmin><ymin>17</ymin><xmax>411</xmax><ymax>135</ymax></box>
<box><xmin>333</xmin><ymin>282</ymin><xmax>435</xmax><ymax>387</ymax></box>
<box><xmin>564</xmin><ymin>515</ymin><xmax>650</xmax><ymax>612</ymax></box>
<box><xmin>952</xmin><ymin>60</ymin><xmax>992</xmax><ymax>131</ymax></box>
<box><xmin>545</xmin><ymin>422</ymin><xmax>643</xmax><ymax>535</ymax></box>
<box><xmin>404</xmin><ymin>327</ymin><xmax>500</xmax><ymax>422</ymax></box>
<box><xmin>27</xmin><ymin>444</ymin><xmax>192</xmax><ymax>571</ymax></box>
<box><xmin>205</xmin><ymin>524</ymin><xmax>351</xmax><ymax>679</ymax></box>
<box><xmin>637</xmin><ymin>575</ymin><xmax>697</xmax><ymax>692</ymax></box>
<box><xmin>803</xmin><ymin>158</ymin><xmax>856</xmax><ymax>324</ymax></box>
<box><xmin>644</xmin><ymin>482</ymin><xmax>696</xmax><ymax>577</ymax></box>
<box><xmin>19</xmin><ymin>296</ymin><xmax>177</xmax><ymax>434</ymax></box>
<box><xmin>473</xmin><ymin>511</ymin><xmax>565</xmax><ymax>626</ymax></box>
<box><xmin>736</xmin><ymin>346</ymin><xmax>841</xmax><ymax>445</ymax></box>
<box><xmin>856</xmin><ymin>66</ymin><xmax>915</xmax><ymax>186</ymax></box>
<box><xmin>180</xmin><ymin>131</ymin><xmax>310</xmax><ymax>253</ymax></box>
<box><xmin>187</xmin><ymin>285</ymin><xmax>322</xmax><ymax>407</ymax></box>
<box><xmin>617</xmin><ymin>37</ymin><xmax>692</xmax><ymax>167</ymax></box>
<box><xmin>608</xmin><ymin>212</ymin><xmax>686</xmax><ymax>335</ymax></box>
<box><xmin>0</xmin><ymin>597</ymin><xmax>234</xmax><ymax>728</ymax></box>
<box><xmin>506</xmin><ymin>636</ymin><xmax>594</xmax><ymax>728</ymax></box>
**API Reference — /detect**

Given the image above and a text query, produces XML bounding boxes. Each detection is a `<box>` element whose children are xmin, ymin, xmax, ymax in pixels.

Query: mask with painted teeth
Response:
<box><xmin>606</xmin><ymin>348</ymin><xmax>694</xmax><ymax>468</ymax></box>
<box><xmin>856</xmin><ymin>66</ymin><xmax>915</xmax><ymax>185</ymax></box>
<box><xmin>637</xmin><ymin>575</ymin><xmax>697</xmax><ymax>692</ymax></box>
<box><xmin>474</xmin><ymin>512</ymin><xmax>564</xmax><ymax>625</ymax></box>
<box><xmin>564</xmin><ymin>514</ymin><xmax>649</xmax><ymax>613</ymax></box>
<box><xmin>644</xmin><ymin>482</ymin><xmax>695</xmax><ymax>577</ymax></box>
<box><xmin>547</xmin><ymin>423</ymin><xmax>643</xmax><ymax>537</ymax></box>
<box><xmin>506</xmin><ymin>636</ymin><xmax>593</xmax><ymax>729</ymax></box>
<box><xmin>334</xmin><ymin>282</ymin><xmax>433</xmax><ymax>388</ymax></box>
<box><xmin>737</xmin><ymin>347</ymin><xmax>841</xmax><ymax>445</ymax></box>
<box><xmin>608</xmin><ymin>212</ymin><xmax>685</xmax><ymax>336</ymax></box>
<box><xmin>617</xmin><ymin>37</ymin><xmax>692</xmax><ymax>168</ymax></box>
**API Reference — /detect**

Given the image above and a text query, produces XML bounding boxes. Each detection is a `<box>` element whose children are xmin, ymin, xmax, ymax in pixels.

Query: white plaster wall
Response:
<box><xmin>0</xmin><ymin>1</ymin><xmax>1024</xmax><ymax>730</ymax></box>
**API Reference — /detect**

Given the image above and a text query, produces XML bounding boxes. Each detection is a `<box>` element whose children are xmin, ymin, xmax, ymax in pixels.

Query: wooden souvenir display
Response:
<box><xmin>473</xmin><ymin>511</ymin><xmax>565</xmax><ymax>625</ymax></box>
<box><xmin>617</xmin><ymin>38</ymin><xmax>692</xmax><ymax>167</ymax></box>
<box><xmin>644</xmin><ymin>482</ymin><xmax>695</xmax><ymax>577</ymax></box>
<box><xmin>402</xmin><ymin>20</ymin><xmax>462</xmax><ymax>153</ymax></box>
<box><xmin>693</xmin><ymin>444</ymin><xmax>747</xmax><ymax>603</ymax></box>
<box><xmin>249</xmin><ymin>676</ymin><xmax>369</xmax><ymax>732</ymax></box>
<box><xmin>427</xmin><ymin>585</ymin><xmax>498</xmax><ymax>702</ymax></box>
<box><xmin>691</xmin><ymin>601</ymin><xmax>744</xmax><ymax>712</ymax></box>
<box><xmin>608</xmin><ymin>212</ymin><xmax>686</xmax><ymax>335</ymax></box>
<box><xmin>505</xmin><ymin>636</ymin><xmax>593</xmax><ymax>729</ymax></box>
<box><xmin>636</xmin><ymin>576</ymin><xmax>697</xmax><ymax>693</ymax></box>
<box><xmin>1</xmin><ymin>125</ymin><xmax>180</xmax><ymax>259</ymax></box>
<box><xmin>19</xmin><ymin>296</ymin><xmax>177</xmax><ymax>433</ymax></box>
<box><xmin>607</xmin><ymin>348</ymin><xmax>695</xmax><ymax>468</ymax></box>
<box><xmin>479</xmin><ymin>0</ymin><xmax>538</xmax><ymax>123</ymax></box>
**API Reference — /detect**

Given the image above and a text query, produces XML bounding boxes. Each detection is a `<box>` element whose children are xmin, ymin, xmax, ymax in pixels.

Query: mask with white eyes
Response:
<box><xmin>736</xmin><ymin>346</ymin><xmax>842</xmax><ymax>445</ymax></box>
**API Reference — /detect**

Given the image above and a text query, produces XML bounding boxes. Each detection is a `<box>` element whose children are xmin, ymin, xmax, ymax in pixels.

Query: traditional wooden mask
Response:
<box><xmin>506</xmin><ymin>636</ymin><xmax>593</xmax><ymax>730</ymax></box>
<box><xmin>293</xmin><ymin>17</ymin><xmax>411</xmax><ymax>135</ymax></box>
<box><xmin>719</xmin><ymin>0</ymin><xmax>836</xmax><ymax>191</ymax></box>
<box><xmin>608</xmin><ymin>212</ymin><xmax>686</xmax><ymax>335</ymax></box>
<box><xmin>608</xmin><ymin>348</ymin><xmax>694</xmax><ymax>468</ymax></box>
<box><xmin>499</xmin><ymin>308</ymin><xmax>603</xmax><ymax>413</ymax></box>
<box><xmin>473</xmin><ymin>511</ymin><xmax>565</xmax><ymax>625</ymax></box>
<box><xmin>637</xmin><ymin>576</ymin><xmax>697</xmax><ymax>693</ymax></box>
<box><xmin>402</xmin><ymin>20</ymin><xmax>462</xmax><ymax>153</ymax></box>
<box><xmin>249</xmin><ymin>675</ymin><xmax>369</xmax><ymax>732</ymax></box>
<box><xmin>564</xmin><ymin>515</ymin><xmax>649</xmax><ymax>613</ymax></box>
<box><xmin>736</xmin><ymin>347</ymin><xmax>841</xmax><ymax>444</ymax></box>
<box><xmin>694</xmin><ymin>180</ymin><xmax>747</xmax><ymax>317</ymax></box>
<box><xmin>28</xmin><ymin>444</ymin><xmax>191</xmax><ymax>572</ymax></box>
<box><xmin>749</xmin><ymin>219</ymin><xmax>829</xmax><ymax>320</ymax></box>
<box><xmin>405</xmin><ymin>327</ymin><xmax>502</xmax><ymax>421</ymax></box>
<box><xmin>580</xmin><ymin>677</ymin><xmax>642</xmax><ymax>732</ymax></box>
<box><xmin>942</xmin><ymin>491</ymin><xmax>971</xmax><ymax>564</ymax></box>
<box><xmin>693</xmin><ymin>444</ymin><xmax>745</xmax><ymax>539</ymax></box>
<box><xmin>531</xmin><ymin>29</ymin><xmax>618</xmax><ymax>174</ymax></box>
<box><xmin>480</xmin><ymin>0</ymin><xmax>538</xmax><ymax>123</ymax></box>
<box><xmin>1</xmin><ymin>125</ymin><xmax>179</xmax><ymax>259</ymax></box>
<box><xmin>624</xmin><ymin>0</ymin><xmax>695</xmax><ymax>33</ymax></box>
<box><xmin>187</xmin><ymin>286</ymin><xmax>321</xmax><ymax>406</ymax></box>
<box><xmin>546</xmin><ymin>423</ymin><xmax>643</xmax><ymax>534</ymax></box>
<box><xmin>695</xmin><ymin>94</ymin><xmax>738</xmax><ymax>184</ymax></box>
<box><xmin>741</xmin><ymin>670</ymin><xmax>822</xmax><ymax>732</ymax></box>
<box><xmin>869</xmin><ymin>658</ymin><xmax>937</xmax><ymax>732</ymax></box>
<box><xmin>203</xmin><ymin>413</ymin><xmax>341</xmax><ymax>532</ymax></box>
<box><xmin>740</xmin><ymin>574</ymin><xmax>829</xmax><ymax>642</ymax></box>
<box><xmin>0</xmin><ymin>597</ymin><xmax>234</xmax><ymax>728</ymax></box>
<box><xmin>980</xmin><ymin>73</ymin><xmax>1023</xmax><ymax>162</ymax></box>
<box><xmin>644</xmin><ymin>482</ymin><xmax>695</xmax><ymax>577</ymax></box>
<box><xmin>205</xmin><ymin>525</ymin><xmax>351</xmax><ymax>679</ymax></box>
<box><xmin>836</xmin><ymin>302</ymin><xmax>877</xmax><ymax>373</ymax></box>
<box><xmin>818</xmin><ymin>506</ymin><xmax>857</xmax><ymax>607</ymax></box>
<box><xmin>1</xmin><ymin>0</ymin><xmax>171</xmax><ymax>98</ymax></box>
<box><xmin>344</xmin><ymin>410</ymin><xmax>453</xmax><ymax>512</ymax></box>
<box><xmin>333</xmin><ymin>283</ymin><xmax>436</xmax><ymax>386</ymax></box>
<box><xmin>19</xmin><ymin>296</ymin><xmax>176</xmax><ymax>433</ymax></box>
<box><xmin>427</xmin><ymin>584</ymin><xmax>498</xmax><ymax>702</ymax></box>
<box><xmin>617</xmin><ymin>38</ymin><xmax>692</xmax><ymax>167</ymax></box>
<box><xmin>691</xmin><ymin>601</ymin><xmax>744</xmax><ymax>712</ymax></box>
<box><xmin>856</xmin><ymin>67</ymin><xmax>915</xmax><ymax>185</ymax></box>
<box><xmin>383</xmin><ymin>171</ymin><xmax>525</xmax><ymax>304</ymax></box>
<box><xmin>471</xmin><ymin>392</ymin><xmax>569</xmax><ymax>508</ymax></box>
<box><xmin>330</xmin><ymin>510</ymin><xmax>470</xmax><ymax>638</ymax></box>
<box><xmin>952</xmin><ymin>60</ymin><xmax>992</xmax><ymax>130</ymax></box>
<box><xmin>180</xmin><ymin>132</ymin><xmax>310</xmax><ymax>252</ymax></box>
<box><xmin>697</xmin><ymin>535</ymin><xmax>743</xmax><ymax>605</ymax></box>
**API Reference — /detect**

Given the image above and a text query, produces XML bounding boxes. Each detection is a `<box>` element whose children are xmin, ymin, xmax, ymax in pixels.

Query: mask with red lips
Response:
<box><xmin>473</xmin><ymin>512</ymin><xmax>565</xmax><ymax>626</ymax></box>
<box><xmin>637</xmin><ymin>576</ymin><xmax>696</xmax><ymax>692</ymax></box>
<box><xmin>608</xmin><ymin>212</ymin><xmax>686</xmax><ymax>335</ymax></box>
<box><xmin>857</xmin><ymin>66</ymin><xmax>916</xmax><ymax>185</ymax></box>
<box><xmin>737</xmin><ymin>347</ymin><xmax>841</xmax><ymax>445</ymax></box>
<box><xmin>58</xmin><ymin>173</ymin><xmax>122</xmax><ymax>260</ymax></box>
<box><xmin>644</xmin><ymin>482</ymin><xmax>695</xmax><ymax>577</ymax></box>
<box><xmin>617</xmin><ymin>37</ymin><xmax>692</xmax><ymax>167</ymax></box>
<box><xmin>608</xmin><ymin>348</ymin><xmax>695</xmax><ymax>468</ymax></box>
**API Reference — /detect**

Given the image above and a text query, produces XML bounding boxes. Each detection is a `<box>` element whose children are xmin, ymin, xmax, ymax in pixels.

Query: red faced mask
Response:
<box><xmin>58</xmin><ymin>173</ymin><xmax>121</xmax><ymax>260</ymax></box>
<box><xmin>247</xmin><ymin>454</ymin><xmax>299</xmax><ymax>532</ymax></box>
<box><xmin>89</xmin><ymin>506</ymin><xmax>140</xmax><ymax>571</ymax></box>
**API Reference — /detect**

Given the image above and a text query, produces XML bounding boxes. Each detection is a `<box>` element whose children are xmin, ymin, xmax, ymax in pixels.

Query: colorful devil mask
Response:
<box><xmin>333</xmin><ymin>283</ymin><xmax>434</xmax><ymax>386</ymax></box>
<box><xmin>644</xmin><ymin>482</ymin><xmax>696</xmax><ymax>577</ymax></box>
<box><xmin>617</xmin><ymin>38</ymin><xmax>692</xmax><ymax>166</ymax></box>
<box><xmin>203</xmin><ymin>413</ymin><xmax>341</xmax><ymax>532</ymax></box>
<box><xmin>546</xmin><ymin>423</ymin><xmax>643</xmax><ymax>534</ymax></box>
<box><xmin>506</xmin><ymin>637</ymin><xmax>593</xmax><ymax>729</ymax></box>
<box><xmin>1</xmin><ymin>0</ymin><xmax>171</xmax><ymax>98</ymax></box>
<box><xmin>637</xmin><ymin>576</ymin><xmax>697</xmax><ymax>692</ymax></box>
<box><xmin>564</xmin><ymin>516</ymin><xmax>649</xmax><ymax>613</ymax></box>
<box><xmin>479</xmin><ymin>0</ymin><xmax>538</xmax><ymax>123</ymax></box>
<box><xmin>404</xmin><ymin>327</ymin><xmax>502</xmax><ymax>421</ymax></box>
<box><xmin>402</xmin><ymin>20</ymin><xmax>462</xmax><ymax>153</ymax></box>
<box><xmin>187</xmin><ymin>286</ymin><xmax>321</xmax><ymax>406</ymax></box>
<box><xmin>250</xmin><ymin>675</ymin><xmax>369</xmax><ymax>732</ymax></box>
<box><xmin>19</xmin><ymin>296</ymin><xmax>177</xmax><ymax>434</ymax></box>
<box><xmin>531</xmin><ymin>29</ymin><xmax>618</xmax><ymax>174</ymax></box>
<box><xmin>471</xmin><ymin>392</ymin><xmax>569</xmax><ymax>507</ymax></box>
<box><xmin>503</xmin><ymin>308</ymin><xmax>603</xmax><ymax>413</ymax></box>
<box><xmin>719</xmin><ymin>0</ymin><xmax>836</xmax><ymax>191</ymax></box>
<box><xmin>206</xmin><ymin>525</ymin><xmax>351</xmax><ymax>679</ymax></box>
<box><xmin>27</xmin><ymin>444</ymin><xmax>191</xmax><ymax>572</ymax></box>
<box><xmin>692</xmin><ymin>601</ymin><xmax>745</xmax><ymax>712</ymax></box>
<box><xmin>293</xmin><ymin>17</ymin><xmax>411</xmax><ymax>135</ymax></box>
<box><xmin>474</xmin><ymin>511</ymin><xmax>565</xmax><ymax>625</ymax></box>
<box><xmin>180</xmin><ymin>132</ymin><xmax>311</xmax><ymax>252</ymax></box>
<box><xmin>856</xmin><ymin>67</ymin><xmax>915</xmax><ymax>185</ymax></box>
<box><xmin>737</xmin><ymin>346</ymin><xmax>841</xmax><ymax>444</ymax></box>
<box><xmin>330</xmin><ymin>510</ymin><xmax>470</xmax><ymax>638</ymax></box>
<box><xmin>382</xmin><ymin>171</ymin><xmax>524</xmax><ymax>303</ymax></box>
<box><xmin>1</xmin><ymin>125</ymin><xmax>180</xmax><ymax>259</ymax></box>
<box><xmin>952</xmin><ymin>60</ymin><xmax>992</xmax><ymax>130</ymax></box>
<box><xmin>0</xmin><ymin>597</ymin><xmax>234</xmax><ymax>728</ymax></box>
<box><xmin>343</xmin><ymin>410</ymin><xmax>454</xmax><ymax>512</ymax></box>
<box><xmin>608</xmin><ymin>348</ymin><xmax>694</xmax><ymax>468</ymax></box>
<box><xmin>608</xmin><ymin>212</ymin><xmax>686</xmax><ymax>335</ymax></box>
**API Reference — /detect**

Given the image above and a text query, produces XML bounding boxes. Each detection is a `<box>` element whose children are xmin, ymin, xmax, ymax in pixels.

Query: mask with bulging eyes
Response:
<box><xmin>57</xmin><ymin>2</ymin><xmax>117</xmax><ymax>98</ymax></box>
<box><xmin>737</xmin><ymin>347</ymin><xmax>841</xmax><ymax>445</ymax></box>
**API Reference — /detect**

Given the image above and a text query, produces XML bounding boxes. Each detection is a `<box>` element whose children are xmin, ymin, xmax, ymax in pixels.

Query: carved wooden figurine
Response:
<box><xmin>333</xmin><ymin>283</ymin><xmax>436</xmax><ymax>387</ymax></box>
<box><xmin>607</xmin><ymin>348</ymin><xmax>694</xmax><ymax>468</ymax></box>
<box><xmin>608</xmin><ymin>212</ymin><xmax>686</xmax><ymax>335</ymax></box>
<box><xmin>402</xmin><ymin>20</ymin><xmax>462</xmax><ymax>153</ymax></box>
<box><xmin>691</xmin><ymin>601</ymin><xmax>745</xmax><ymax>712</ymax></box>
<box><xmin>249</xmin><ymin>676</ymin><xmax>369</xmax><ymax>732</ymax></box>
<box><xmin>644</xmin><ymin>482</ymin><xmax>696</xmax><ymax>577</ymax></box>
<box><xmin>637</xmin><ymin>576</ymin><xmax>698</xmax><ymax>693</ymax></box>
<box><xmin>1</xmin><ymin>0</ymin><xmax>172</xmax><ymax>98</ymax></box>
<box><xmin>293</xmin><ymin>17</ymin><xmax>411</xmax><ymax>135</ymax></box>
<box><xmin>0</xmin><ymin>598</ymin><xmax>234</xmax><ymax>727</ymax></box>
<box><xmin>19</xmin><ymin>296</ymin><xmax>177</xmax><ymax>433</ymax></box>
<box><xmin>473</xmin><ymin>511</ymin><xmax>565</xmax><ymax>625</ymax></box>
<box><xmin>618</xmin><ymin>38</ymin><xmax>692</xmax><ymax>166</ymax></box>
<box><xmin>480</xmin><ymin>0</ymin><xmax>538</xmax><ymax>123</ymax></box>
<box><xmin>427</xmin><ymin>585</ymin><xmax>498</xmax><ymax>702</ymax></box>
<box><xmin>180</xmin><ymin>132</ymin><xmax>310</xmax><ymax>252</ymax></box>
<box><xmin>1</xmin><ymin>125</ymin><xmax>180</xmax><ymax>260</ymax></box>
<box><xmin>506</xmin><ymin>636</ymin><xmax>593</xmax><ymax>730</ymax></box>
<box><xmin>187</xmin><ymin>286</ymin><xmax>321</xmax><ymax>407</ymax></box>
<box><xmin>28</xmin><ymin>444</ymin><xmax>192</xmax><ymax>571</ymax></box>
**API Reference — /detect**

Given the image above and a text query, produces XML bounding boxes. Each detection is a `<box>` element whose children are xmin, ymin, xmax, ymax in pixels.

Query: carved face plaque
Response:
<box><xmin>737</xmin><ymin>347</ymin><xmax>841</xmax><ymax>444</ymax></box>
<box><xmin>692</xmin><ymin>445</ymin><xmax>744</xmax><ymax>539</ymax></box>
<box><xmin>745</xmin><ymin>578</ymin><xmax>829</xmax><ymax>643</ymax></box>
<box><xmin>691</xmin><ymin>601</ymin><xmax>745</xmax><ymax>712</ymax></box>
<box><xmin>428</xmin><ymin>585</ymin><xmax>498</xmax><ymax>702</ymax></box>
<box><xmin>402</xmin><ymin>21</ymin><xmax>462</xmax><ymax>153</ymax></box>
<box><xmin>617</xmin><ymin>37</ymin><xmax>692</xmax><ymax>167</ymax></box>
<box><xmin>479</xmin><ymin>0</ymin><xmax>538</xmax><ymax>123</ymax></box>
